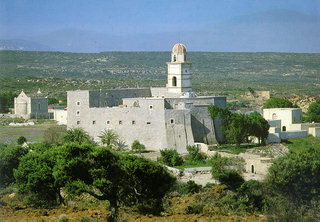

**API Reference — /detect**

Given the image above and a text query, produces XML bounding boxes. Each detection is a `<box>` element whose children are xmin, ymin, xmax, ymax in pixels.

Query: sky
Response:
<box><xmin>0</xmin><ymin>0</ymin><xmax>319</xmax><ymax>52</ymax></box>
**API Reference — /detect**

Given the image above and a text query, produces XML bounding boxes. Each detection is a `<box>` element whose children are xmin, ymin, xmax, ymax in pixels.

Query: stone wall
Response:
<box><xmin>89</xmin><ymin>88</ymin><xmax>151</xmax><ymax>107</ymax></box>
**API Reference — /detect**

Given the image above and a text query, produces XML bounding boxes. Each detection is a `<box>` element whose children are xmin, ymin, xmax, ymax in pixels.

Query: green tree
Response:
<box><xmin>63</xmin><ymin>128</ymin><xmax>92</xmax><ymax>144</ymax></box>
<box><xmin>262</xmin><ymin>97</ymin><xmax>297</xmax><ymax>109</ymax></box>
<box><xmin>98</xmin><ymin>129</ymin><xmax>119</xmax><ymax>146</ymax></box>
<box><xmin>48</xmin><ymin>97</ymin><xmax>59</xmax><ymax>105</ymax></box>
<box><xmin>246</xmin><ymin>112</ymin><xmax>270</xmax><ymax>145</ymax></box>
<box><xmin>0</xmin><ymin>145</ymin><xmax>28</xmax><ymax>187</ymax></box>
<box><xmin>208</xmin><ymin>106</ymin><xmax>269</xmax><ymax>147</ymax></box>
<box><xmin>43</xmin><ymin>126</ymin><xmax>67</xmax><ymax>145</ymax></box>
<box><xmin>14</xmin><ymin>147</ymin><xmax>62</xmax><ymax>207</ymax></box>
<box><xmin>158</xmin><ymin>149</ymin><xmax>184</xmax><ymax>166</ymax></box>
<box><xmin>224</xmin><ymin>113</ymin><xmax>249</xmax><ymax>147</ymax></box>
<box><xmin>0</xmin><ymin>92</ymin><xmax>17</xmax><ymax>113</ymax></box>
<box><xmin>54</xmin><ymin>143</ymin><xmax>175</xmax><ymax>221</ymax></box>
<box><xmin>131</xmin><ymin>140</ymin><xmax>146</xmax><ymax>153</ymax></box>
<box><xmin>17</xmin><ymin>136</ymin><xmax>27</xmax><ymax>145</ymax></box>
<box><xmin>210</xmin><ymin>153</ymin><xmax>245</xmax><ymax>190</ymax></box>
<box><xmin>306</xmin><ymin>100</ymin><xmax>320</xmax><ymax>122</ymax></box>
<box><xmin>265</xmin><ymin>148</ymin><xmax>320</xmax><ymax>205</ymax></box>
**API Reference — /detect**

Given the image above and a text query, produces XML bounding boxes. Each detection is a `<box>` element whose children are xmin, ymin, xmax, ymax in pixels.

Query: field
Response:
<box><xmin>0</xmin><ymin>122</ymin><xmax>63</xmax><ymax>144</ymax></box>
<box><xmin>0</xmin><ymin>51</ymin><xmax>319</xmax><ymax>102</ymax></box>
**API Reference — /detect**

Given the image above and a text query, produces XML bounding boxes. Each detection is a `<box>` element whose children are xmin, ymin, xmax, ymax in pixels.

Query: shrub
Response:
<box><xmin>0</xmin><ymin>145</ymin><xmax>28</xmax><ymax>187</ymax></box>
<box><xmin>158</xmin><ymin>149</ymin><xmax>183</xmax><ymax>166</ymax></box>
<box><xmin>43</xmin><ymin>126</ymin><xmax>67</xmax><ymax>145</ymax></box>
<box><xmin>170</xmin><ymin>181</ymin><xmax>202</xmax><ymax>195</ymax></box>
<box><xmin>17</xmin><ymin>136</ymin><xmax>27</xmax><ymax>145</ymax></box>
<box><xmin>210</xmin><ymin>153</ymin><xmax>245</xmax><ymax>190</ymax></box>
<box><xmin>131</xmin><ymin>140</ymin><xmax>146</xmax><ymax>153</ymax></box>
<box><xmin>306</xmin><ymin>100</ymin><xmax>320</xmax><ymax>123</ymax></box>
<box><xmin>14</xmin><ymin>148</ymin><xmax>62</xmax><ymax>207</ymax></box>
<box><xmin>186</xmin><ymin>145</ymin><xmax>204</xmax><ymax>163</ymax></box>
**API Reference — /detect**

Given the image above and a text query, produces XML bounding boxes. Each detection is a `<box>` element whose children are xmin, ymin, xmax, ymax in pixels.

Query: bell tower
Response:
<box><xmin>167</xmin><ymin>43</ymin><xmax>192</xmax><ymax>94</ymax></box>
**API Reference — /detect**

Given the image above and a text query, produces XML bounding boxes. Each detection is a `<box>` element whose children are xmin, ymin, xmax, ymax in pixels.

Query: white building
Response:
<box><xmin>67</xmin><ymin>43</ymin><xmax>226</xmax><ymax>153</ymax></box>
<box><xmin>263</xmin><ymin>108</ymin><xmax>307</xmax><ymax>142</ymax></box>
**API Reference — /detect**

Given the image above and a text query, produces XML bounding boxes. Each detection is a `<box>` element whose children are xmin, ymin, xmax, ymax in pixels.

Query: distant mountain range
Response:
<box><xmin>1</xmin><ymin>10</ymin><xmax>319</xmax><ymax>53</ymax></box>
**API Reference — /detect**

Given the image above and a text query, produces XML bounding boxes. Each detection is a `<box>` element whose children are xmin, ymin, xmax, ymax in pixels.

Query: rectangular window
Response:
<box><xmin>92</xmin><ymin>121</ymin><xmax>96</xmax><ymax>125</ymax></box>
<box><xmin>170</xmin><ymin>118</ymin><xmax>175</xmax><ymax>124</ymax></box>
<box><xmin>147</xmin><ymin>122</ymin><xmax>151</xmax><ymax>125</ymax></box>
<box><xmin>106</xmin><ymin>120</ymin><xmax>110</xmax><ymax>125</ymax></box>
<box><xmin>76</xmin><ymin>101</ymin><xmax>80</xmax><ymax>106</ymax></box>
<box><xmin>76</xmin><ymin>110</ymin><xmax>80</xmax><ymax>116</ymax></box>
<box><xmin>119</xmin><ymin>120</ymin><xmax>122</xmax><ymax>125</ymax></box>
<box><xmin>132</xmin><ymin>120</ymin><xmax>136</xmax><ymax>125</ymax></box>
<box><xmin>76</xmin><ymin>121</ymin><xmax>80</xmax><ymax>125</ymax></box>
<box><xmin>149</xmin><ymin>105</ymin><xmax>153</xmax><ymax>110</ymax></box>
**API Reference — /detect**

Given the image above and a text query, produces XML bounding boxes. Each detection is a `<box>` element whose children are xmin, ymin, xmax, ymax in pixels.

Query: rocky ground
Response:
<box><xmin>0</xmin><ymin>192</ymin><xmax>266</xmax><ymax>222</ymax></box>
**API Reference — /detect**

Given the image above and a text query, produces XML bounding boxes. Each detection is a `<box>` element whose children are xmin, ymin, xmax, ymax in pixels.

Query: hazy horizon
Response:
<box><xmin>1</xmin><ymin>0</ymin><xmax>319</xmax><ymax>53</ymax></box>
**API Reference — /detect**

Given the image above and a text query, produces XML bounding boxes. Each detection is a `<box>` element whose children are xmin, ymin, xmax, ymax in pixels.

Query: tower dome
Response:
<box><xmin>172</xmin><ymin>43</ymin><xmax>187</xmax><ymax>53</ymax></box>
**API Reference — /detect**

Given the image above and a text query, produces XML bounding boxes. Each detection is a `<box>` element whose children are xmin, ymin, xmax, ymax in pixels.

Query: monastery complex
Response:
<box><xmin>67</xmin><ymin>44</ymin><xmax>226</xmax><ymax>152</ymax></box>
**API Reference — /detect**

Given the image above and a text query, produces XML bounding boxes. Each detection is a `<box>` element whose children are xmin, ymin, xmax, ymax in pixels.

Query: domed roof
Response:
<box><xmin>172</xmin><ymin>43</ymin><xmax>186</xmax><ymax>53</ymax></box>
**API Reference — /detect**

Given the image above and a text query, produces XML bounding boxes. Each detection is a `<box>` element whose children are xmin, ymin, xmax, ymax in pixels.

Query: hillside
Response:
<box><xmin>0</xmin><ymin>51</ymin><xmax>319</xmax><ymax>99</ymax></box>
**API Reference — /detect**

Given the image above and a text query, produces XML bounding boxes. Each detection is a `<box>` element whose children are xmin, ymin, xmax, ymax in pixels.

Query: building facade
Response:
<box><xmin>14</xmin><ymin>89</ymin><xmax>49</xmax><ymax>119</ymax></box>
<box><xmin>67</xmin><ymin>44</ymin><xmax>226</xmax><ymax>152</ymax></box>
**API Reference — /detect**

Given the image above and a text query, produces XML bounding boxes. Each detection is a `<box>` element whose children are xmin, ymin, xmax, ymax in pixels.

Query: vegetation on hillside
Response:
<box><xmin>0</xmin><ymin>51</ymin><xmax>320</xmax><ymax>102</ymax></box>
<box><xmin>262</xmin><ymin>97</ymin><xmax>298</xmax><ymax>109</ymax></box>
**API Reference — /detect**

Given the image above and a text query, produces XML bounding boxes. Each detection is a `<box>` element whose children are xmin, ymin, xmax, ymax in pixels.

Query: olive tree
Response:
<box><xmin>54</xmin><ymin>143</ymin><xmax>175</xmax><ymax>221</ymax></box>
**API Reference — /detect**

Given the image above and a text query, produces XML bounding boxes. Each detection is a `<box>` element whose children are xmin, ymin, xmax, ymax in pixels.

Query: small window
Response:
<box><xmin>76</xmin><ymin>101</ymin><xmax>80</xmax><ymax>106</ymax></box>
<box><xmin>170</xmin><ymin>118</ymin><xmax>175</xmax><ymax>124</ymax></box>
<box><xmin>149</xmin><ymin>105</ymin><xmax>153</xmax><ymax>110</ymax></box>
<box><xmin>172</xmin><ymin>76</ymin><xmax>177</xmax><ymax>87</ymax></box>
<box><xmin>282</xmin><ymin>126</ymin><xmax>286</xmax><ymax>131</ymax></box>
<box><xmin>92</xmin><ymin>121</ymin><xmax>96</xmax><ymax>125</ymax></box>
<box><xmin>76</xmin><ymin>121</ymin><xmax>80</xmax><ymax>125</ymax></box>
<box><xmin>147</xmin><ymin>122</ymin><xmax>151</xmax><ymax>125</ymax></box>
<box><xmin>119</xmin><ymin>120</ymin><xmax>122</xmax><ymax>125</ymax></box>
<box><xmin>76</xmin><ymin>110</ymin><xmax>80</xmax><ymax>116</ymax></box>
<box><xmin>38</xmin><ymin>103</ymin><xmax>41</xmax><ymax>110</ymax></box>
<box><xmin>173</xmin><ymin>55</ymin><xmax>176</xmax><ymax>62</ymax></box>
<box><xmin>106</xmin><ymin>120</ymin><xmax>110</xmax><ymax>125</ymax></box>
<box><xmin>132</xmin><ymin>120</ymin><xmax>136</xmax><ymax>125</ymax></box>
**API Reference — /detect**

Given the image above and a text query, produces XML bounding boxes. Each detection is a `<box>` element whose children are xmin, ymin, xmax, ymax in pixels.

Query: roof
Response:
<box><xmin>172</xmin><ymin>43</ymin><xmax>186</xmax><ymax>53</ymax></box>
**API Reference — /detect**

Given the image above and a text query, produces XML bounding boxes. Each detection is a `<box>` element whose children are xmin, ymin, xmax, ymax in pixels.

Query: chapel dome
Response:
<box><xmin>172</xmin><ymin>43</ymin><xmax>186</xmax><ymax>53</ymax></box>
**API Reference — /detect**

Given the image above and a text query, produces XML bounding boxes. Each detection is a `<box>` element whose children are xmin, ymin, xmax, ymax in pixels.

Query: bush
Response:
<box><xmin>0</xmin><ymin>145</ymin><xmax>28</xmax><ymax>187</ymax></box>
<box><xmin>43</xmin><ymin>126</ymin><xmax>67</xmax><ymax>145</ymax></box>
<box><xmin>186</xmin><ymin>145</ymin><xmax>204</xmax><ymax>163</ymax></box>
<box><xmin>306</xmin><ymin>100</ymin><xmax>320</xmax><ymax>122</ymax></box>
<box><xmin>14</xmin><ymin>148</ymin><xmax>62</xmax><ymax>207</ymax></box>
<box><xmin>17</xmin><ymin>136</ymin><xmax>27</xmax><ymax>145</ymax></box>
<box><xmin>237</xmin><ymin>180</ymin><xmax>264</xmax><ymax>211</ymax></box>
<box><xmin>131</xmin><ymin>140</ymin><xmax>146</xmax><ymax>153</ymax></box>
<box><xmin>210</xmin><ymin>153</ymin><xmax>245</xmax><ymax>190</ymax></box>
<box><xmin>158</xmin><ymin>149</ymin><xmax>183</xmax><ymax>166</ymax></box>
<box><xmin>170</xmin><ymin>181</ymin><xmax>202</xmax><ymax>195</ymax></box>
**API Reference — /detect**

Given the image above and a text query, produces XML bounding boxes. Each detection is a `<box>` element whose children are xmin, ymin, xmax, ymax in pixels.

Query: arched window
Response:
<box><xmin>282</xmin><ymin>126</ymin><xmax>286</xmax><ymax>131</ymax></box>
<box><xmin>172</xmin><ymin>76</ymin><xmax>177</xmax><ymax>87</ymax></box>
<box><xmin>173</xmin><ymin>55</ymin><xmax>176</xmax><ymax>62</ymax></box>
<box><xmin>184</xmin><ymin>55</ymin><xmax>186</xmax><ymax>61</ymax></box>
<box><xmin>272</xmin><ymin>113</ymin><xmax>277</xmax><ymax>120</ymax></box>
